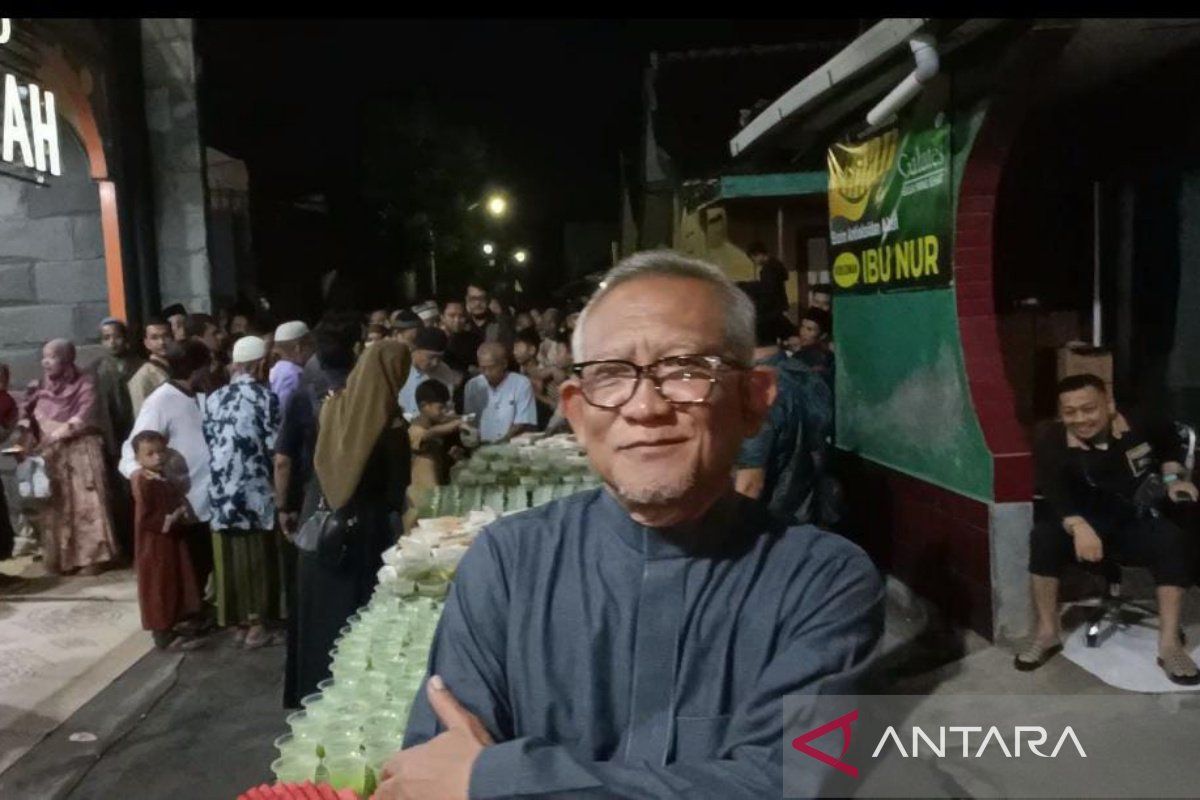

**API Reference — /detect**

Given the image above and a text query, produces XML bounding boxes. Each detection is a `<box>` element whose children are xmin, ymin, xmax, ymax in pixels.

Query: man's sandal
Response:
<box><xmin>1157</xmin><ymin>650</ymin><xmax>1200</xmax><ymax>686</ymax></box>
<box><xmin>243</xmin><ymin>628</ymin><xmax>271</xmax><ymax>650</ymax></box>
<box><xmin>1014</xmin><ymin>640</ymin><xmax>1063</xmax><ymax>672</ymax></box>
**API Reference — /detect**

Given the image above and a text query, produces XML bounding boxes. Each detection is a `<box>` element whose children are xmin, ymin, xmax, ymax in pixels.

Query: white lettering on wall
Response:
<box><xmin>27</xmin><ymin>84</ymin><xmax>60</xmax><ymax>175</ymax></box>
<box><xmin>3</xmin><ymin>73</ymin><xmax>33</xmax><ymax>168</ymax></box>
<box><xmin>0</xmin><ymin>20</ymin><xmax>64</xmax><ymax>177</ymax></box>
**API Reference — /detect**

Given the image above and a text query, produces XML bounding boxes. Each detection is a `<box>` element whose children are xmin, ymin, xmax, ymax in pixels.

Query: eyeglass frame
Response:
<box><xmin>569</xmin><ymin>353</ymin><xmax>749</xmax><ymax>409</ymax></box>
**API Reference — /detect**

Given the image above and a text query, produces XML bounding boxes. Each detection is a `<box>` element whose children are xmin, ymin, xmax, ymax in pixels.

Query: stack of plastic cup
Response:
<box><xmin>276</xmin><ymin>577</ymin><xmax>456</xmax><ymax>790</ymax></box>
<box><xmin>270</xmin><ymin>752</ymin><xmax>322</xmax><ymax>784</ymax></box>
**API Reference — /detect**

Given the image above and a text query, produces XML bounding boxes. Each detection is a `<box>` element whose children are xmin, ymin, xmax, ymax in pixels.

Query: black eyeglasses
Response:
<box><xmin>570</xmin><ymin>354</ymin><xmax>747</xmax><ymax>409</ymax></box>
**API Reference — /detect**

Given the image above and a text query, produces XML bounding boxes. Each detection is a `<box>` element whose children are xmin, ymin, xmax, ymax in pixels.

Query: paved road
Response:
<box><xmin>0</xmin><ymin>630</ymin><xmax>288</xmax><ymax>800</ymax></box>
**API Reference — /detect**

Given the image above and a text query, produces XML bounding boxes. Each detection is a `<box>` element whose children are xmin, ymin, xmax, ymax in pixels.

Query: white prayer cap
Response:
<box><xmin>231</xmin><ymin>335</ymin><xmax>267</xmax><ymax>364</ymax></box>
<box><xmin>274</xmin><ymin>320</ymin><xmax>310</xmax><ymax>343</ymax></box>
<box><xmin>413</xmin><ymin>301</ymin><xmax>439</xmax><ymax>322</ymax></box>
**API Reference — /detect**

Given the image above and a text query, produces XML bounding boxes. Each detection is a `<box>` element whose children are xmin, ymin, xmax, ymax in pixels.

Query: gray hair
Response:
<box><xmin>571</xmin><ymin>250</ymin><xmax>756</xmax><ymax>365</ymax></box>
<box><xmin>477</xmin><ymin>341</ymin><xmax>508</xmax><ymax>363</ymax></box>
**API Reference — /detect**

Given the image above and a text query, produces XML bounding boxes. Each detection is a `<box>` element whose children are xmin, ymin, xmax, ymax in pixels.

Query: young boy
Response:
<box><xmin>129</xmin><ymin>430</ymin><xmax>204</xmax><ymax>650</ymax></box>
<box><xmin>405</xmin><ymin>380</ymin><xmax>465</xmax><ymax>531</ymax></box>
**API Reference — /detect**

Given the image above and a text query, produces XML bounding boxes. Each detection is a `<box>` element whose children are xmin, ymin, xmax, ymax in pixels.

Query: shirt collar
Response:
<box><xmin>231</xmin><ymin>372</ymin><xmax>255</xmax><ymax>386</ymax></box>
<box><xmin>594</xmin><ymin>485</ymin><xmax>747</xmax><ymax>560</ymax></box>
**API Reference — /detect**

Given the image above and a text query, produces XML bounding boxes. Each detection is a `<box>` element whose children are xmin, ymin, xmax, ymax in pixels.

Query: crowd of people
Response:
<box><xmin>0</xmin><ymin>259</ymin><xmax>843</xmax><ymax>702</ymax></box>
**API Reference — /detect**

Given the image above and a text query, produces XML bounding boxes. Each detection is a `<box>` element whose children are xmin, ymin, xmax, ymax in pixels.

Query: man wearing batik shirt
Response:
<box><xmin>735</xmin><ymin>314</ymin><xmax>833</xmax><ymax>525</ymax></box>
<box><xmin>380</xmin><ymin>251</ymin><xmax>883</xmax><ymax>800</ymax></box>
<box><xmin>202</xmin><ymin>335</ymin><xmax>282</xmax><ymax>650</ymax></box>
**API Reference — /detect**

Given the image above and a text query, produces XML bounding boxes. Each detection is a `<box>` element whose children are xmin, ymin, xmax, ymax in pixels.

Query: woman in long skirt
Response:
<box><xmin>18</xmin><ymin>340</ymin><xmax>119</xmax><ymax>574</ymax></box>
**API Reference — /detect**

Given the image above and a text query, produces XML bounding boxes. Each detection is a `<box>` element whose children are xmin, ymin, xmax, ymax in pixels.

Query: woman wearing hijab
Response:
<box><xmin>18</xmin><ymin>339</ymin><xmax>120</xmax><ymax>574</ymax></box>
<box><xmin>293</xmin><ymin>339</ymin><xmax>411</xmax><ymax>699</ymax></box>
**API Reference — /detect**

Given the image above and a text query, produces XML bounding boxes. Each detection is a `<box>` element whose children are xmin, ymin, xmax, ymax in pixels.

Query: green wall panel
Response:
<box><xmin>833</xmin><ymin>99</ymin><xmax>994</xmax><ymax>500</ymax></box>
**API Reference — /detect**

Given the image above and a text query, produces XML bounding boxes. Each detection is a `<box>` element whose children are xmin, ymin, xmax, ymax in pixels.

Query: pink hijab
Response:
<box><xmin>26</xmin><ymin>339</ymin><xmax>96</xmax><ymax>424</ymax></box>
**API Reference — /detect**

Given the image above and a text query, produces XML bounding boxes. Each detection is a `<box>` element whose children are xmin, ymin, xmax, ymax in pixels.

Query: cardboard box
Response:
<box><xmin>1056</xmin><ymin>344</ymin><xmax>1113</xmax><ymax>393</ymax></box>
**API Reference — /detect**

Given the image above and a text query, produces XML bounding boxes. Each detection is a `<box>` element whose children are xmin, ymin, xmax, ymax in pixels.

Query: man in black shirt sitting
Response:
<box><xmin>1016</xmin><ymin>374</ymin><xmax>1199</xmax><ymax>684</ymax></box>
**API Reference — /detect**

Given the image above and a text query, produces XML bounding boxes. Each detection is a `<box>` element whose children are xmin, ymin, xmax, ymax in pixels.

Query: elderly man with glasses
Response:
<box><xmin>379</xmin><ymin>250</ymin><xmax>884</xmax><ymax>800</ymax></box>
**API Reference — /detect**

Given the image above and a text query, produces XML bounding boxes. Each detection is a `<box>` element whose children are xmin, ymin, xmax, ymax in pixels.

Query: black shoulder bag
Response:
<box><xmin>293</xmin><ymin>385</ymin><xmax>359</xmax><ymax>569</ymax></box>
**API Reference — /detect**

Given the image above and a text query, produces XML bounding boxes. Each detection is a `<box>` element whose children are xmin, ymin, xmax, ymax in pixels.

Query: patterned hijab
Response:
<box><xmin>27</xmin><ymin>338</ymin><xmax>96</xmax><ymax>424</ymax></box>
<box><xmin>314</xmin><ymin>340</ymin><xmax>410</xmax><ymax>510</ymax></box>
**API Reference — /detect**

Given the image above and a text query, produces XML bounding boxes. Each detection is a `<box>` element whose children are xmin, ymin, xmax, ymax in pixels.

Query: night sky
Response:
<box><xmin>196</xmin><ymin>19</ymin><xmax>860</xmax><ymax>297</ymax></box>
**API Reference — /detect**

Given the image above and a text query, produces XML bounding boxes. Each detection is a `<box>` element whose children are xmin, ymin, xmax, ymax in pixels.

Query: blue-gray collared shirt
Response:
<box><xmin>404</xmin><ymin>488</ymin><xmax>884</xmax><ymax>799</ymax></box>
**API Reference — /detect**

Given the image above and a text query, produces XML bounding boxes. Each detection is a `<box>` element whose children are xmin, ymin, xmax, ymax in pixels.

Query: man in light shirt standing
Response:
<box><xmin>271</xmin><ymin>321</ymin><xmax>312</xmax><ymax>413</ymax></box>
<box><xmin>463</xmin><ymin>342</ymin><xmax>537</xmax><ymax>444</ymax></box>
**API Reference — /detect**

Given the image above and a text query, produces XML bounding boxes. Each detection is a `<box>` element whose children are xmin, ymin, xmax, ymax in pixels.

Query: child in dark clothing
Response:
<box><xmin>130</xmin><ymin>429</ymin><xmax>204</xmax><ymax>650</ymax></box>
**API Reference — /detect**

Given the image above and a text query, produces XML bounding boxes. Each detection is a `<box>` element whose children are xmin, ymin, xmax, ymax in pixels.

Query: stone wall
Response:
<box><xmin>141</xmin><ymin>18</ymin><xmax>211</xmax><ymax>316</ymax></box>
<box><xmin>0</xmin><ymin>129</ymin><xmax>107</xmax><ymax>387</ymax></box>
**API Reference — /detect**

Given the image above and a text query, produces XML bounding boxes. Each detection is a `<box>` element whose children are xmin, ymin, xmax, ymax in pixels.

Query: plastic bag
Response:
<box><xmin>16</xmin><ymin>456</ymin><xmax>50</xmax><ymax>499</ymax></box>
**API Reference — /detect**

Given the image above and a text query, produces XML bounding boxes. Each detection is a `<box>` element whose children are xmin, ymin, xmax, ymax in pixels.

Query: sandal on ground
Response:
<box><xmin>1014</xmin><ymin>639</ymin><xmax>1063</xmax><ymax>672</ymax></box>
<box><xmin>231</xmin><ymin>627</ymin><xmax>248</xmax><ymax>646</ymax></box>
<box><xmin>243</xmin><ymin>627</ymin><xmax>270</xmax><ymax>650</ymax></box>
<box><xmin>1157</xmin><ymin>649</ymin><xmax>1200</xmax><ymax>686</ymax></box>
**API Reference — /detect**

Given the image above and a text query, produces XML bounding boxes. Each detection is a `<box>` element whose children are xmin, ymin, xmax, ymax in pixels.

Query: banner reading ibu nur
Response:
<box><xmin>827</xmin><ymin>119</ymin><xmax>951</xmax><ymax>293</ymax></box>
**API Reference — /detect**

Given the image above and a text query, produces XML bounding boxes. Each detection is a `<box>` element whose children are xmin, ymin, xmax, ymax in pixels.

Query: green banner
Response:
<box><xmin>827</xmin><ymin>120</ymin><xmax>952</xmax><ymax>293</ymax></box>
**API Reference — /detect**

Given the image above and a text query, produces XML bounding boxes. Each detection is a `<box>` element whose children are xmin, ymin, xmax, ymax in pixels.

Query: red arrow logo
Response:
<box><xmin>791</xmin><ymin>708</ymin><xmax>859</xmax><ymax>778</ymax></box>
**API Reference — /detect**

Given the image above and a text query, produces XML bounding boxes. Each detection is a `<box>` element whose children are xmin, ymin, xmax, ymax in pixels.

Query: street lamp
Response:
<box><xmin>512</xmin><ymin>248</ymin><xmax>529</xmax><ymax>265</ymax></box>
<box><xmin>470</xmin><ymin>191</ymin><xmax>510</xmax><ymax>219</ymax></box>
<box><xmin>486</xmin><ymin>193</ymin><xmax>509</xmax><ymax>218</ymax></box>
<box><xmin>482</xmin><ymin>242</ymin><xmax>495</xmax><ymax>256</ymax></box>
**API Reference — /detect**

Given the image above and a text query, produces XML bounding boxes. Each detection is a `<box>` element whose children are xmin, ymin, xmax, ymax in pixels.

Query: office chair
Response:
<box><xmin>1083</xmin><ymin>421</ymin><xmax>1196</xmax><ymax>648</ymax></box>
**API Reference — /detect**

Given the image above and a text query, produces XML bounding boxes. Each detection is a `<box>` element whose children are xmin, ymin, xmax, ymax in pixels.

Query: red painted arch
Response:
<box><xmin>34</xmin><ymin>43</ymin><xmax>126</xmax><ymax>323</ymax></box>
<box><xmin>953</xmin><ymin>113</ymin><xmax>1033</xmax><ymax>503</ymax></box>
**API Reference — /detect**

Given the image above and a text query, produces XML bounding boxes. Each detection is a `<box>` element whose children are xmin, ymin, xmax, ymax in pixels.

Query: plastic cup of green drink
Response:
<box><xmin>286</xmin><ymin>710</ymin><xmax>319</xmax><ymax>737</ymax></box>
<box><xmin>289</xmin><ymin>724</ymin><xmax>322</xmax><ymax>757</ymax></box>
<box><xmin>362</xmin><ymin>707</ymin><xmax>404</xmax><ymax>732</ymax></box>
<box><xmin>331</xmin><ymin>659</ymin><xmax>368</xmax><ymax>684</ymax></box>
<box><xmin>271</xmin><ymin>754</ymin><xmax>320</xmax><ymax>784</ymax></box>
<box><xmin>326</xmin><ymin>695</ymin><xmax>372</xmax><ymax>719</ymax></box>
<box><xmin>363</xmin><ymin>731</ymin><xmax>406</xmax><ymax>771</ymax></box>
<box><xmin>334</xmin><ymin>641</ymin><xmax>370</xmax><ymax>662</ymax></box>
<box><xmin>273</xmin><ymin>733</ymin><xmax>310</xmax><ymax>761</ymax></box>
<box><xmin>324</xmin><ymin>751</ymin><xmax>369</xmax><ymax>795</ymax></box>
